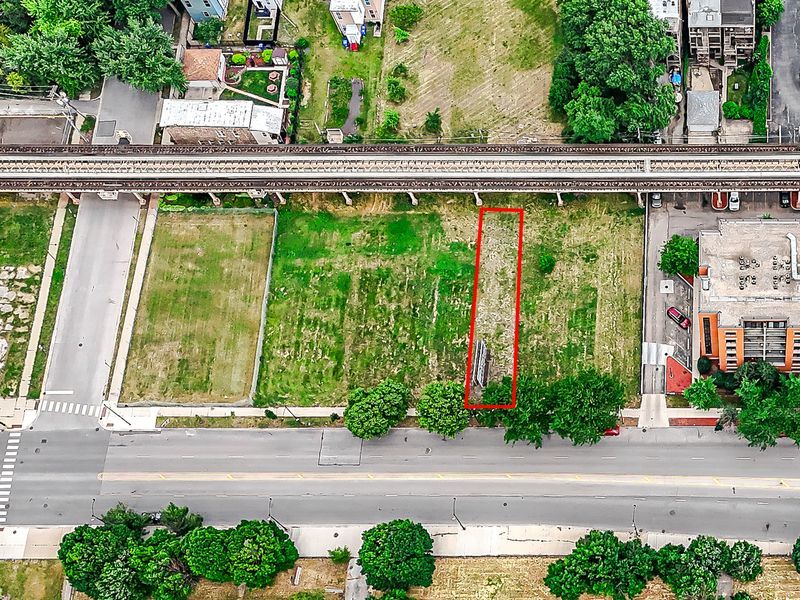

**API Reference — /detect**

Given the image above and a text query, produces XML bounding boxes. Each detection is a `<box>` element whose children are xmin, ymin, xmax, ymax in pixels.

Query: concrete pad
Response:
<box><xmin>23</xmin><ymin>526</ymin><xmax>73</xmax><ymax>558</ymax></box>
<box><xmin>0</xmin><ymin>527</ymin><xmax>27</xmax><ymax>559</ymax></box>
<box><xmin>318</xmin><ymin>429</ymin><xmax>363</xmax><ymax>466</ymax></box>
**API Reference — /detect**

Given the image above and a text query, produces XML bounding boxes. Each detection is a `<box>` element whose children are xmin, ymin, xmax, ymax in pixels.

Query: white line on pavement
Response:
<box><xmin>82</xmin><ymin>405</ymin><xmax>88</xmax><ymax>415</ymax></box>
<box><xmin>45</xmin><ymin>390</ymin><xmax>74</xmax><ymax>395</ymax></box>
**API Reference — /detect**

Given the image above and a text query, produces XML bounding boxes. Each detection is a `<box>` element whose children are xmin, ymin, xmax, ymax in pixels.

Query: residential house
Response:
<box><xmin>648</xmin><ymin>0</ymin><xmax>682</xmax><ymax>71</ymax></box>
<box><xmin>179</xmin><ymin>0</ymin><xmax>228</xmax><ymax>23</ymax></box>
<box><xmin>688</xmin><ymin>0</ymin><xmax>755</xmax><ymax>65</ymax></box>
<box><xmin>329</xmin><ymin>0</ymin><xmax>385</xmax><ymax>46</ymax></box>
<box><xmin>159</xmin><ymin>99</ymin><xmax>286</xmax><ymax>144</ymax></box>
<box><xmin>182</xmin><ymin>49</ymin><xmax>226</xmax><ymax>100</ymax></box>
<box><xmin>246</xmin><ymin>0</ymin><xmax>283</xmax><ymax>44</ymax></box>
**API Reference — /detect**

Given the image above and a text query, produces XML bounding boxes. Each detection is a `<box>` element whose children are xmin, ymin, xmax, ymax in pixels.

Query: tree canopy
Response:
<box><xmin>549</xmin><ymin>0</ymin><xmax>676</xmax><ymax>142</ymax></box>
<box><xmin>658</xmin><ymin>235</ymin><xmax>699</xmax><ymax>276</ymax></box>
<box><xmin>193</xmin><ymin>17</ymin><xmax>223</xmax><ymax>45</ymax></box>
<box><xmin>227</xmin><ymin>520</ymin><xmax>300</xmax><ymax>589</ymax></box>
<box><xmin>344</xmin><ymin>380</ymin><xmax>410</xmax><ymax>439</ymax></box>
<box><xmin>358</xmin><ymin>519</ymin><xmax>435</xmax><ymax>591</ymax></box>
<box><xmin>550</xmin><ymin>369</ymin><xmax>623</xmax><ymax>446</ymax></box>
<box><xmin>417</xmin><ymin>381</ymin><xmax>470</xmax><ymax>438</ymax></box>
<box><xmin>683</xmin><ymin>377</ymin><xmax>721</xmax><ymax>410</ymax></box>
<box><xmin>736</xmin><ymin>375</ymin><xmax>800</xmax><ymax>449</ymax></box>
<box><xmin>756</xmin><ymin>0</ymin><xmax>784</xmax><ymax>29</ymax></box>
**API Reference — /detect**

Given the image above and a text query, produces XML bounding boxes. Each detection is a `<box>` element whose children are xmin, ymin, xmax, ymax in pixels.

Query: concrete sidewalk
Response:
<box><xmin>1</xmin><ymin>523</ymin><xmax>792</xmax><ymax>560</ymax></box>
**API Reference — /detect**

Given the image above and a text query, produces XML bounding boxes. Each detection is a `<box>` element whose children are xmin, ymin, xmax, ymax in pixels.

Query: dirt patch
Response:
<box><xmin>0</xmin><ymin>560</ymin><xmax>63</xmax><ymax>600</ymax></box>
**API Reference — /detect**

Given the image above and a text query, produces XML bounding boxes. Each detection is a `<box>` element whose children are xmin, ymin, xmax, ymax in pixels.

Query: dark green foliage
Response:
<box><xmin>358</xmin><ymin>519</ymin><xmax>435</xmax><ymax>591</ymax></box>
<box><xmin>757</xmin><ymin>0</ymin><xmax>784</xmax><ymax>28</ymax></box>
<box><xmin>389</xmin><ymin>3</ymin><xmax>423</xmax><ymax>30</ymax></box>
<box><xmin>731</xmin><ymin>593</ymin><xmax>753</xmax><ymax>600</ymax></box>
<box><xmin>544</xmin><ymin>530</ymin><xmax>656</xmax><ymax>600</ymax></box>
<box><xmin>193</xmin><ymin>17</ymin><xmax>224</xmax><ymax>45</ymax></box>
<box><xmin>538</xmin><ymin>252</ymin><xmax>556</xmax><ymax>274</ymax></box>
<box><xmin>736</xmin><ymin>375</ymin><xmax>800</xmax><ymax>449</ymax></box>
<box><xmin>160</xmin><ymin>503</ymin><xmax>204</xmax><ymax>537</ymax></box>
<box><xmin>391</xmin><ymin>63</ymin><xmax>409</xmax><ymax>77</ymax></box>
<box><xmin>723</xmin><ymin>100</ymin><xmax>742</xmax><ymax>119</ymax></box>
<box><xmin>328</xmin><ymin>546</ymin><xmax>352</xmax><ymax>564</ymax></box>
<box><xmin>58</xmin><ymin>525</ymin><xmax>138</xmax><ymax>598</ymax></box>
<box><xmin>387</xmin><ymin>76</ymin><xmax>407</xmax><ymax>103</ymax></box>
<box><xmin>95</xmin><ymin>553</ymin><xmax>149</xmax><ymax>600</ymax></box>
<box><xmin>683</xmin><ymin>377</ymin><xmax>722</xmax><ymax>410</ymax></box>
<box><xmin>712</xmin><ymin>370</ymin><xmax>738</xmax><ymax>392</ymax></box>
<box><xmin>417</xmin><ymin>381</ymin><xmax>470</xmax><ymax>438</ymax></box>
<box><xmin>286</xmin><ymin>76</ymin><xmax>300</xmax><ymax>99</ymax></box>
<box><xmin>377</xmin><ymin>109</ymin><xmax>402</xmax><ymax>139</ymax></box>
<box><xmin>550</xmin><ymin>369</ymin><xmax>624</xmax><ymax>446</ymax></box>
<box><xmin>423</xmin><ymin>108</ymin><xmax>442</xmax><ymax>134</ymax></box>
<box><xmin>295</xmin><ymin>37</ymin><xmax>309</xmax><ymax>49</ymax></box>
<box><xmin>129</xmin><ymin>530</ymin><xmax>193</xmax><ymax>600</ymax></box>
<box><xmin>182</xmin><ymin>526</ymin><xmax>231</xmax><ymax>583</ymax></box>
<box><xmin>792</xmin><ymin>536</ymin><xmax>800</xmax><ymax>572</ymax></box>
<box><xmin>502</xmin><ymin>375</ymin><xmax>553</xmax><ymax>447</ymax></box>
<box><xmin>111</xmin><ymin>0</ymin><xmax>169</xmax><ymax>23</ymax></box>
<box><xmin>376</xmin><ymin>591</ymin><xmax>414</xmax><ymax>600</ymax></box>
<box><xmin>658</xmin><ymin>235</ymin><xmax>699</xmax><ymax>276</ymax></box>
<box><xmin>655</xmin><ymin>538</ymin><xmax>730</xmax><ymax>599</ymax></box>
<box><xmin>345</xmin><ymin>380</ymin><xmax>411</xmax><ymax>439</ymax></box>
<box><xmin>727</xmin><ymin>540</ymin><xmax>763</xmax><ymax>582</ymax></box>
<box><xmin>327</xmin><ymin>76</ymin><xmax>352</xmax><ymax>127</ymax></box>
<box><xmin>747</xmin><ymin>37</ymin><xmax>772</xmax><ymax>137</ymax></box>
<box><xmin>551</xmin><ymin>0</ymin><xmax>675</xmax><ymax>141</ymax></box>
<box><xmin>735</xmin><ymin>360</ymin><xmax>780</xmax><ymax>391</ymax></box>
<box><xmin>716</xmin><ymin>403</ymin><xmax>740</xmax><ymax>431</ymax></box>
<box><xmin>697</xmin><ymin>356</ymin><xmax>712</xmax><ymax>375</ymax></box>
<box><xmin>227</xmin><ymin>520</ymin><xmax>299</xmax><ymax>588</ymax></box>
<box><xmin>0</xmin><ymin>0</ymin><xmax>31</xmax><ymax>32</ymax></box>
<box><xmin>102</xmin><ymin>502</ymin><xmax>152</xmax><ymax>533</ymax></box>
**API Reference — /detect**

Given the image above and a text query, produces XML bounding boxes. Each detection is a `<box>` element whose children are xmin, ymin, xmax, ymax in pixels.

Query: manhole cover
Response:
<box><xmin>95</xmin><ymin>120</ymin><xmax>116</xmax><ymax>137</ymax></box>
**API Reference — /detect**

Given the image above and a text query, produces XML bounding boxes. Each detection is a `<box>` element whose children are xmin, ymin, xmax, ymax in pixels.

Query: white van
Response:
<box><xmin>729</xmin><ymin>191</ymin><xmax>740</xmax><ymax>211</ymax></box>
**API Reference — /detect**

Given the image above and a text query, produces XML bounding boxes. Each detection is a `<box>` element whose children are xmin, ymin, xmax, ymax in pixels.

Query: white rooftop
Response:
<box><xmin>688</xmin><ymin>0</ymin><xmax>722</xmax><ymax>28</ymax></box>
<box><xmin>649</xmin><ymin>0</ymin><xmax>680</xmax><ymax>20</ymax></box>
<box><xmin>160</xmin><ymin>100</ymin><xmax>252</xmax><ymax>128</ymax></box>
<box><xmin>330</xmin><ymin>0</ymin><xmax>362</xmax><ymax>11</ymax></box>
<box><xmin>250</xmin><ymin>105</ymin><xmax>284</xmax><ymax>135</ymax></box>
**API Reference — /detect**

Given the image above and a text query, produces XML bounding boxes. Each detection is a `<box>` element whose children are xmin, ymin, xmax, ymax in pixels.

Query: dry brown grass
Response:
<box><xmin>378</xmin><ymin>0</ymin><xmax>563</xmax><ymax>142</ymax></box>
<box><xmin>0</xmin><ymin>560</ymin><xmax>63</xmax><ymax>600</ymax></box>
<box><xmin>737</xmin><ymin>557</ymin><xmax>800</xmax><ymax>599</ymax></box>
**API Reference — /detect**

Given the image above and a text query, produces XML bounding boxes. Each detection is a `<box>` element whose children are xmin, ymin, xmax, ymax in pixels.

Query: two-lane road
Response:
<box><xmin>8</xmin><ymin>427</ymin><xmax>800</xmax><ymax>541</ymax></box>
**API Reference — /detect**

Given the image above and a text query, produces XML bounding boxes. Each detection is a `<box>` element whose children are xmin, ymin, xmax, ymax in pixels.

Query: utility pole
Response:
<box><xmin>268</xmin><ymin>497</ymin><xmax>288</xmax><ymax>533</ymax></box>
<box><xmin>451</xmin><ymin>497</ymin><xmax>466</xmax><ymax>531</ymax></box>
<box><xmin>90</xmin><ymin>498</ymin><xmax>105</xmax><ymax>524</ymax></box>
<box><xmin>631</xmin><ymin>504</ymin><xmax>639</xmax><ymax>539</ymax></box>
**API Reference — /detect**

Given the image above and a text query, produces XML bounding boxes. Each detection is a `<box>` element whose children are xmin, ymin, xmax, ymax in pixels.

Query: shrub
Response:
<box><xmin>5</xmin><ymin>71</ymin><xmax>26</xmax><ymax>91</ymax></box>
<box><xmin>295</xmin><ymin>37</ymin><xmax>310</xmax><ymax>49</ymax></box>
<box><xmin>261</xmin><ymin>49</ymin><xmax>273</xmax><ymax>62</ymax></box>
<box><xmin>722</xmin><ymin>100</ymin><xmax>741</xmax><ymax>119</ymax></box>
<box><xmin>423</xmin><ymin>108</ymin><xmax>442</xmax><ymax>135</ymax></box>
<box><xmin>391</xmin><ymin>63</ymin><xmax>409</xmax><ymax>78</ymax></box>
<box><xmin>288</xmin><ymin>49</ymin><xmax>299</xmax><ymax>61</ymax></box>
<box><xmin>735</xmin><ymin>359</ymin><xmax>780</xmax><ymax>391</ymax></box>
<box><xmin>389</xmin><ymin>3</ymin><xmax>424</xmax><ymax>29</ymax></box>
<box><xmin>394</xmin><ymin>27</ymin><xmax>410</xmax><ymax>43</ymax></box>
<box><xmin>231</xmin><ymin>53</ymin><xmax>247</xmax><ymax>65</ymax></box>
<box><xmin>727</xmin><ymin>540</ymin><xmax>763</xmax><ymax>582</ymax></box>
<box><xmin>697</xmin><ymin>356</ymin><xmax>712</xmax><ymax>375</ymax></box>
<box><xmin>792</xmin><ymin>536</ymin><xmax>800</xmax><ymax>572</ymax></box>
<box><xmin>683</xmin><ymin>377</ymin><xmax>722</xmax><ymax>410</ymax></box>
<box><xmin>328</xmin><ymin>546</ymin><xmax>352</xmax><ymax>564</ymax></box>
<box><xmin>538</xmin><ymin>252</ymin><xmax>556</xmax><ymax>274</ymax></box>
<box><xmin>658</xmin><ymin>234</ymin><xmax>699</xmax><ymax>275</ymax></box>
<box><xmin>713</xmin><ymin>370</ymin><xmax>738</xmax><ymax>391</ymax></box>
<box><xmin>193</xmin><ymin>17</ymin><xmax>223</xmax><ymax>45</ymax></box>
<box><xmin>387</xmin><ymin>77</ymin><xmax>407</xmax><ymax>103</ymax></box>
<box><xmin>732</xmin><ymin>593</ymin><xmax>753</xmax><ymax>600</ymax></box>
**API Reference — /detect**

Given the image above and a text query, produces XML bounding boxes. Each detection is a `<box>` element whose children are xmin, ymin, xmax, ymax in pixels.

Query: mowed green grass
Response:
<box><xmin>0</xmin><ymin>198</ymin><xmax>55</xmax><ymax>396</ymax></box>
<box><xmin>256</xmin><ymin>208</ymin><xmax>474</xmax><ymax>406</ymax></box>
<box><xmin>123</xmin><ymin>213</ymin><xmax>273</xmax><ymax>404</ymax></box>
<box><xmin>258</xmin><ymin>195</ymin><xmax>643</xmax><ymax>407</ymax></box>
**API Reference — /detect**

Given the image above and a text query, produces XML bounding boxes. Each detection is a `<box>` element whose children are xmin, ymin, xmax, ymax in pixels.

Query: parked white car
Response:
<box><xmin>729</xmin><ymin>191</ymin><xmax>740</xmax><ymax>211</ymax></box>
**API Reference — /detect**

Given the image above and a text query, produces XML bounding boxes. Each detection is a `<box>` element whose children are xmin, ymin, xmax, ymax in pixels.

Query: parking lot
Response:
<box><xmin>642</xmin><ymin>191</ymin><xmax>798</xmax><ymax>394</ymax></box>
<box><xmin>0</xmin><ymin>117</ymin><xmax>69</xmax><ymax>144</ymax></box>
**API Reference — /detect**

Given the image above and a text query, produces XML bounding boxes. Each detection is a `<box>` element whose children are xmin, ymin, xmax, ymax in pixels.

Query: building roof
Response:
<box><xmin>649</xmin><ymin>0</ymin><xmax>680</xmax><ymax>21</ymax></box>
<box><xmin>699</xmin><ymin>220</ymin><xmax>800</xmax><ymax>326</ymax></box>
<box><xmin>183</xmin><ymin>49</ymin><xmax>223</xmax><ymax>82</ymax></box>
<box><xmin>250</xmin><ymin>105</ymin><xmax>284</xmax><ymax>135</ymax></box>
<box><xmin>688</xmin><ymin>0</ymin><xmax>753</xmax><ymax>27</ymax></box>
<box><xmin>330</xmin><ymin>0</ymin><xmax>363</xmax><ymax>12</ymax></box>
<box><xmin>721</xmin><ymin>0</ymin><xmax>754</xmax><ymax>26</ymax></box>
<box><xmin>686</xmin><ymin>90</ymin><xmax>720</xmax><ymax>132</ymax></box>
<box><xmin>160</xmin><ymin>99</ymin><xmax>253</xmax><ymax>128</ymax></box>
<box><xmin>272</xmin><ymin>47</ymin><xmax>287</xmax><ymax>58</ymax></box>
<box><xmin>688</xmin><ymin>0</ymin><xmax>721</xmax><ymax>28</ymax></box>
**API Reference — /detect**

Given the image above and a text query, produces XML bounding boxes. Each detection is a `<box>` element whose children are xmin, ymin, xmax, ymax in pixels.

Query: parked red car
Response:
<box><xmin>667</xmin><ymin>306</ymin><xmax>691</xmax><ymax>330</ymax></box>
<box><xmin>603</xmin><ymin>425</ymin><xmax>621</xmax><ymax>436</ymax></box>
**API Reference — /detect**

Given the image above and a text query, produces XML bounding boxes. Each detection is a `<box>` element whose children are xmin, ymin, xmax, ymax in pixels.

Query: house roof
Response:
<box><xmin>721</xmin><ymin>0</ymin><xmax>754</xmax><ymax>26</ymax></box>
<box><xmin>649</xmin><ymin>0</ymin><xmax>680</xmax><ymax>21</ymax></box>
<box><xmin>250</xmin><ymin>105</ymin><xmax>284</xmax><ymax>135</ymax></box>
<box><xmin>272</xmin><ymin>47</ymin><xmax>287</xmax><ymax>58</ymax></box>
<box><xmin>686</xmin><ymin>91</ymin><xmax>720</xmax><ymax>132</ymax></box>
<box><xmin>688</xmin><ymin>0</ymin><xmax>753</xmax><ymax>28</ymax></box>
<box><xmin>160</xmin><ymin>99</ymin><xmax>252</xmax><ymax>128</ymax></box>
<box><xmin>183</xmin><ymin>49</ymin><xmax>223</xmax><ymax>82</ymax></box>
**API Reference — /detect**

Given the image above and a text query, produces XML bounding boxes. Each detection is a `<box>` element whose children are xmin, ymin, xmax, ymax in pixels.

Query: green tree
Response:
<box><xmin>658</xmin><ymin>234</ymin><xmax>699</xmax><ymax>276</ymax></box>
<box><xmin>22</xmin><ymin>0</ymin><xmax>108</xmax><ymax>39</ymax></box>
<box><xmin>0</xmin><ymin>0</ymin><xmax>31</xmax><ymax>33</ymax></box>
<box><xmin>129</xmin><ymin>530</ymin><xmax>194</xmax><ymax>600</ymax></box>
<box><xmin>358</xmin><ymin>520</ymin><xmax>435</xmax><ymax>591</ymax></box>
<box><xmin>548</xmin><ymin>50</ymin><xmax>577</xmax><ymax>116</ymax></box>
<box><xmin>393</xmin><ymin>27</ymin><xmax>409</xmax><ymax>43</ymax></box>
<box><xmin>328</xmin><ymin>546</ymin><xmax>351</xmax><ymax>564</ymax></box>
<box><xmin>345</xmin><ymin>380</ymin><xmax>410</xmax><ymax>439</ymax></box>
<box><xmin>102</xmin><ymin>502</ymin><xmax>151</xmax><ymax>533</ymax></box>
<box><xmin>160</xmin><ymin>503</ymin><xmax>204</xmax><ymax>537</ymax></box>
<box><xmin>110</xmin><ymin>0</ymin><xmax>168</xmax><ymax>24</ymax></box>
<box><xmin>389</xmin><ymin>3</ymin><xmax>423</xmax><ymax>29</ymax></box>
<box><xmin>417</xmin><ymin>381</ymin><xmax>470</xmax><ymax>438</ymax></box>
<box><xmin>544</xmin><ymin>530</ymin><xmax>656</xmax><ymax>600</ymax></box>
<box><xmin>686</xmin><ymin>535</ymin><xmax>730</xmax><ymax>576</ymax></box>
<box><xmin>735</xmin><ymin>359</ymin><xmax>780</xmax><ymax>391</ymax></box>
<box><xmin>58</xmin><ymin>524</ymin><xmax>138</xmax><ymax>598</ymax></box>
<box><xmin>0</xmin><ymin>27</ymin><xmax>100</xmax><ymax>96</ymax></box>
<box><xmin>737</xmin><ymin>376</ymin><xmax>800</xmax><ymax>449</ymax></box>
<box><xmin>423</xmin><ymin>108</ymin><xmax>442</xmax><ymax>135</ymax></box>
<box><xmin>550</xmin><ymin>369</ymin><xmax>623</xmax><ymax>446</ymax></box>
<box><xmin>655</xmin><ymin>541</ymin><xmax>720</xmax><ymax>600</ymax></box>
<box><xmin>387</xmin><ymin>76</ymin><xmax>407</xmax><ymax>103</ymax></box>
<box><xmin>564</xmin><ymin>83</ymin><xmax>616</xmax><ymax>143</ymax></box>
<box><xmin>182</xmin><ymin>526</ymin><xmax>231</xmax><ymax>583</ymax></box>
<box><xmin>683</xmin><ymin>377</ymin><xmax>722</xmax><ymax>410</ymax></box>
<box><xmin>92</xmin><ymin>18</ymin><xmax>187</xmax><ymax>93</ymax></box>
<box><xmin>227</xmin><ymin>520</ymin><xmax>299</xmax><ymax>589</ymax></box>
<box><xmin>757</xmin><ymin>0</ymin><xmax>784</xmax><ymax>28</ymax></box>
<box><xmin>792</xmin><ymin>536</ymin><xmax>800</xmax><ymax>572</ymax></box>
<box><xmin>192</xmin><ymin>16</ymin><xmax>223</xmax><ymax>44</ymax></box>
<box><xmin>502</xmin><ymin>375</ymin><xmax>553</xmax><ymax>447</ymax></box>
<box><xmin>95</xmin><ymin>553</ymin><xmax>149</xmax><ymax>600</ymax></box>
<box><xmin>727</xmin><ymin>540</ymin><xmax>763</xmax><ymax>582</ymax></box>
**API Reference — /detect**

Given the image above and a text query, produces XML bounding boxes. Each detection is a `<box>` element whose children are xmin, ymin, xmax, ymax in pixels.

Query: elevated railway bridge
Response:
<box><xmin>3</xmin><ymin>143</ymin><xmax>800</xmax><ymax>194</ymax></box>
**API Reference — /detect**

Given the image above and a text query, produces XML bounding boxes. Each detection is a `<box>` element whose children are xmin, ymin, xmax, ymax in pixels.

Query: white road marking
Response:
<box><xmin>54</xmin><ymin>402</ymin><xmax>61</xmax><ymax>412</ymax></box>
<box><xmin>45</xmin><ymin>390</ymin><xmax>73</xmax><ymax>395</ymax></box>
<box><xmin>82</xmin><ymin>405</ymin><xmax>88</xmax><ymax>415</ymax></box>
<box><xmin>60</xmin><ymin>403</ymin><xmax>68</xmax><ymax>413</ymax></box>
<box><xmin>4</xmin><ymin>452</ymin><xmax>16</xmax><ymax>457</ymax></box>
<box><xmin>781</xmin><ymin>456</ymin><xmax>796</xmax><ymax>460</ymax></box>
<box><xmin>8</xmin><ymin>432</ymin><xmax>20</xmax><ymax>438</ymax></box>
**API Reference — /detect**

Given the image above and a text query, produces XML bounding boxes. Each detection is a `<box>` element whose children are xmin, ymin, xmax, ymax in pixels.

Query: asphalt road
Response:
<box><xmin>770</xmin><ymin>0</ymin><xmax>800</xmax><ymax>141</ymax></box>
<box><xmin>8</xmin><ymin>428</ymin><xmax>800</xmax><ymax>541</ymax></box>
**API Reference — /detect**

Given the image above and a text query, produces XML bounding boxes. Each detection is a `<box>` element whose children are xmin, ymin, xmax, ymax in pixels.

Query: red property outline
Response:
<box><xmin>464</xmin><ymin>207</ymin><xmax>524</xmax><ymax>410</ymax></box>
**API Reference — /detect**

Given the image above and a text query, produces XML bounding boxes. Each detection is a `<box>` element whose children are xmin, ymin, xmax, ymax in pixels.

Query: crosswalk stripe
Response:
<box><xmin>54</xmin><ymin>402</ymin><xmax>61</xmax><ymax>412</ymax></box>
<box><xmin>3</xmin><ymin>459</ymin><xmax>15</xmax><ymax>463</ymax></box>
<box><xmin>6</xmin><ymin>447</ymin><xmax>17</xmax><ymax>453</ymax></box>
<box><xmin>40</xmin><ymin>400</ymin><xmax>48</xmax><ymax>411</ymax></box>
<box><xmin>8</xmin><ymin>432</ymin><xmax>20</xmax><ymax>438</ymax></box>
<box><xmin>2</xmin><ymin>471</ymin><xmax>13</xmax><ymax>476</ymax></box>
<box><xmin>61</xmin><ymin>403</ymin><xmax>68</xmax><ymax>413</ymax></box>
<box><xmin>90</xmin><ymin>406</ymin><xmax>97</xmax><ymax>416</ymax></box>
<box><xmin>82</xmin><ymin>405</ymin><xmax>88</xmax><ymax>415</ymax></box>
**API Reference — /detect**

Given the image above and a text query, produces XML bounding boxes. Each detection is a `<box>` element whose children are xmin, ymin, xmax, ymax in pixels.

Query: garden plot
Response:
<box><xmin>0</xmin><ymin>199</ymin><xmax>55</xmax><ymax>397</ymax></box>
<box><xmin>122</xmin><ymin>212</ymin><xmax>274</xmax><ymax>405</ymax></box>
<box><xmin>377</xmin><ymin>0</ymin><xmax>562</xmax><ymax>142</ymax></box>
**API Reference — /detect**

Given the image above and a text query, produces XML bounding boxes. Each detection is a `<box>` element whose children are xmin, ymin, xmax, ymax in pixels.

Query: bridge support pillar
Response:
<box><xmin>636</xmin><ymin>191</ymin><xmax>644</xmax><ymax>208</ymax></box>
<box><xmin>473</xmin><ymin>192</ymin><xmax>483</xmax><ymax>206</ymax></box>
<box><xmin>132</xmin><ymin>192</ymin><xmax>148</xmax><ymax>207</ymax></box>
<box><xmin>342</xmin><ymin>191</ymin><xmax>353</xmax><ymax>206</ymax></box>
<box><xmin>408</xmin><ymin>192</ymin><xmax>418</xmax><ymax>206</ymax></box>
<box><xmin>209</xmin><ymin>192</ymin><xmax>222</xmax><ymax>207</ymax></box>
<box><xmin>556</xmin><ymin>192</ymin><xmax>564</xmax><ymax>207</ymax></box>
<box><xmin>275</xmin><ymin>191</ymin><xmax>287</xmax><ymax>205</ymax></box>
<box><xmin>66</xmin><ymin>191</ymin><xmax>81</xmax><ymax>205</ymax></box>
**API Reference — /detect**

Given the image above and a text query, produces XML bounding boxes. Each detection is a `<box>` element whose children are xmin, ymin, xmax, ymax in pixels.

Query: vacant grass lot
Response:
<box><xmin>279</xmin><ymin>0</ymin><xmax>384</xmax><ymax>141</ymax></box>
<box><xmin>0</xmin><ymin>560</ymin><xmax>63</xmax><ymax>600</ymax></box>
<box><xmin>0</xmin><ymin>198</ymin><xmax>55</xmax><ymax>397</ymax></box>
<box><xmin>123</xmin><ymin>212</ymin><xmax>273</xmax><ymax>404</ymax></box>
<box><xmin>258</xmin><ymin>194</ymin><xmax>642</xmax><ymax>406</ymax></box>
<box><xmin>377</xmin><ymin>0</ymin><xmax>563</xmax><ymax>142</ymax></box>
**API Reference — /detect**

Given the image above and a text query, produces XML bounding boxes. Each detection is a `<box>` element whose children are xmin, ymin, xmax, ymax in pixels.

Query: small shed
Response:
<box><xmin>272</xmin><ymin>47</ymin><xmax>288</xmax><ymax>66</ymax></box>
<box><xmin>686</xmin><ymin>90</ymin><xmax>720</xmax><ymax>132</ymax></box>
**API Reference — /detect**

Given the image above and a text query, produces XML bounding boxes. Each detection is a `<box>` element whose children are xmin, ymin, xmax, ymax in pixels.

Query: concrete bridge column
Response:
<box><xmin>556</xmin><ymin>192</ymin><xmax>564</xmax><ymax>207</ymax></box>
<box><xmin>342</xmin><ymin>191</ymin><xmax>353</xmax><ymax>206</ymax></box>
<box><xmin>275</xmin><ymin>191</ymin><xmax>286</xmax><ymax>205</ymax></box>
<box><xmin>209</xmin><ymin>192</ymin><xmax>222</xmax><ymax>207</ymax></box>
<box><xmin>637</xmin><ymin>191</ymin><xmax>644</xmax><ymax>208</ymax></box>
<box><xmin>132</xmin><ymin>192</ymin><xmax>148</xmax><ymax>207</ymax></box>
<box><xmin>66</xmin><ymin>192</ymin><xmax>81</xmax><ymax>205</ymax></box>
<box><xmin>408</xmin><ymin>192</ymin><xmax>418</xmax><ymax>206</ymax></box>
<box><xmin>473</xmin><ymin>192</ymin><xmax>483</xmax><ymax>206</ymax></box>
